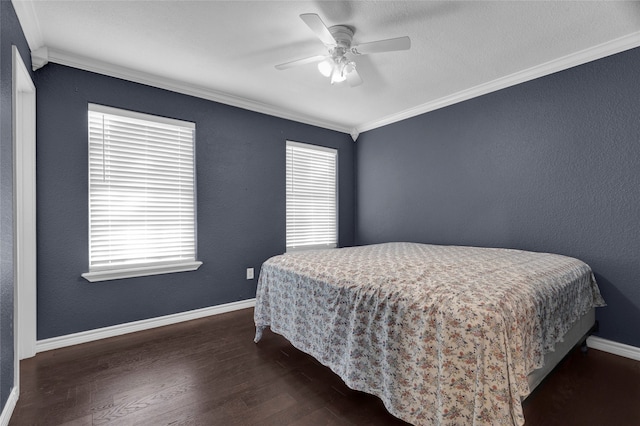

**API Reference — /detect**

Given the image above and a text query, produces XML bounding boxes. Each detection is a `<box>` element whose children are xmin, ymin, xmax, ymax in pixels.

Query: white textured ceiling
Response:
<box><xmin>12</xmin><ymin>1</ymin><xmax>640</xmax><ymax>137</ymax></box>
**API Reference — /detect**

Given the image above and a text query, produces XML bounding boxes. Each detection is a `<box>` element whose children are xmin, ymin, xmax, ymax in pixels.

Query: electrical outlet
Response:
<box><xmin>246</xmin><ymin>267</ymin><xmax>254</xmax><ymax>280</ymax></box>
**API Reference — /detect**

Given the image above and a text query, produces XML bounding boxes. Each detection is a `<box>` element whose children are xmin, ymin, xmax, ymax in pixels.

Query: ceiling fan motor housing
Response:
<box><xmin>329</xmin><ymin>25</ymin><xmax>354</xmax><ymax>50</ymax></box>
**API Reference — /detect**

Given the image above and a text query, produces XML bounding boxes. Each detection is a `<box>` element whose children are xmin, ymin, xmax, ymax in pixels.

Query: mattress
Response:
<box><xmin>254</xmin><ymin>242</ymin><xmax>605</xmax><ymax>425</ymax></box>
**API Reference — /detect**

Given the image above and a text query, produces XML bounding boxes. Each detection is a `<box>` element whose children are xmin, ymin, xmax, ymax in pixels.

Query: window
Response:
<box><xmin>82</xmin><ymin>104</ymin><xmax>201</xmax><ymax>282</ymax></box>
<box><xmin>286</xmin><ymin>141</ymin><xmax>337</xmax><ymax>251</ymax></box>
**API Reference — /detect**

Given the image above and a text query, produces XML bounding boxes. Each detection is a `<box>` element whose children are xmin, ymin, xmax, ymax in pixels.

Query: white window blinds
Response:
<box><xmin>85</xmin><ymin>104</ymin><xmax>199</xmax><ymax>280</ymax></box>
<box><xmin>286</xmin><ymin>141</ymin><xmax>337</xmax><ymax>251</ymax></box>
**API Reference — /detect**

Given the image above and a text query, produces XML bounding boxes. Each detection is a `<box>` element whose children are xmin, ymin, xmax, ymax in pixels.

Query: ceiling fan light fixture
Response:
<box><xmin>275</xmin><ymin>14</ymin><xmax>411</xmax><ymax>88</ymax></box>
<box><xmin>344</xmin><ymin>61</ymin><xmax>355</xmax><ymax>75</ymax></box>
<box><xmin>317</xmin><ymin>59</ymin><xmax>333</xmax><ymax>77</ymax></box>
<box><xmin>330</xmin><ymin>57</ymin><xmax>351</xmax><ymax>84</ymax></box>
<box><xmin>331</xmin><ymin>68</ymin><xmax>347</xmax><ymax>84</ymax></box>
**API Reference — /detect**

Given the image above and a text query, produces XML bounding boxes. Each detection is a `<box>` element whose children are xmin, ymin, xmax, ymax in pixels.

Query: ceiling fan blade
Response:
<box><xmin>275</xmin><ymin>55</ymin><xmax>327</xmax><ymax>70</ymax></box>
<box><xmin>300</xmin><ymin>13</ymin><xmax>336</xmax><ymax>46</ymax></box>
<box><xmin>351</xmin><ymin>36</ymin><xmax>411</xmax><ymax>55</ymax></box>
<box><xmin>346</xmin><ymin>69</ymin><xmax>363</xmax><ymax>87</ymax></box>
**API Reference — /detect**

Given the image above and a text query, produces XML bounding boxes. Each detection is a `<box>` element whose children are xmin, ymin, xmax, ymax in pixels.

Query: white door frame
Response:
<box><xmin>12</xmin><ymin>44</ymin><xmax>37</xmax><ymax>374</ymax></box>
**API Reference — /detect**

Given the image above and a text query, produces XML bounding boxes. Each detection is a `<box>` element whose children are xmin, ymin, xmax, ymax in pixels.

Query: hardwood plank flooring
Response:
<box><xmin>9</xmin><ymin>308</ymin><xmax>640</xmax><ymax>425</ymax></box>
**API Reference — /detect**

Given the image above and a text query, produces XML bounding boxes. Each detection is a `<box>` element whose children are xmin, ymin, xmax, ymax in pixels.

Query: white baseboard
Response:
<box><xmin>587</xmin><ymin>336</ymin><xmax>640</xmax><ymax>362</ymax></box>
<box><xmin>0</xmin><ymin>387</ymin><xmax>18</xmax><ymax>426</ymax></box>
<box><xmin>36</xmin><ymin>298</ymin><xmax>256</xmax><ymax>353</ymax></box>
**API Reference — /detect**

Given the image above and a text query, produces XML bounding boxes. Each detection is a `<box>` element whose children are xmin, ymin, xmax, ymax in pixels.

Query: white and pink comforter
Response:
<box><xmin>254</xmin><ymin>242</ymin><xmax>605</xmax><ymax>425</ymax></box>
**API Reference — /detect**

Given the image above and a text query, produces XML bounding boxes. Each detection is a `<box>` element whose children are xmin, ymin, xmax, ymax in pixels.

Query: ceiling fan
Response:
<box><xmin>275</xmin><ymin>13</ymin><xmax>411</xmax><ymax>87</ymax></box>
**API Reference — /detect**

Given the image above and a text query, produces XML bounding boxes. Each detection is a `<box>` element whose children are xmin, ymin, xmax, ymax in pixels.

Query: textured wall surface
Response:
<box><xmin>356</xmin><ymin>47</ymin><xmax>640</xmax><ymax>348</ymax></box>
<box><xmin>34</xmin><ymin>63</ymin><xmax>354</xmax><ymax>339</ymax></box>
<box><xmin>0</xmin><ymin>0</ymin><xmax>31</xmax><ymax>411</ymax></box>
<box><xmin>5</xmin><ymin>8</ymin><xmax>640</xmax><ymax>423</ymax></box>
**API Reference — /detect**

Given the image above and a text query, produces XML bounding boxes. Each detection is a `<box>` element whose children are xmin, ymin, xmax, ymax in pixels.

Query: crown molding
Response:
<box><xmin>14</xmin><ymin>0</ymin><xmax>640</xmax><ymax>140</ymax></box>
<box><xmin>32</xmin><ymin>30</ymin><xmax>640</xmax><ymax>141</ymax></box>
<box><xmin>34</xmin><ymin>47</ymin><xmax>354</xmax><ymax>135</ymax></box>
<box><xmin>356</xmin><ymin>31</ymin><xmax>640</xmax><ymax>135</ymax></box>
<box><xmin>14</xmin><ymin>1</ymin><xmax>352</xmax><ymax>135</ymax></box>
<box><xmin>30</xmin><ymin>46</ymin><xmax>48</xmax><ymax>71</ymax></box>
<box><xmin>11</xmin><ymin>0</ymin><xmax>43</xmax><ymax>50</ymax></box>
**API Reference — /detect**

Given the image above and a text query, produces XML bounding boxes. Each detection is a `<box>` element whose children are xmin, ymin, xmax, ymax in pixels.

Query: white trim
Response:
<box><xmin>586</xmin><ymin>336</ymin><xmax>640</xmax><ymax>362</ymax></box>
<box><xmin>286</xmin><ymin>245</ymin><xmax>336</xmax><ymax>253</ymax></box>
<box><xmin>30</xmin><ymin>46</ymin><xmax>48</xmax><ymax>72</ymax></box>
<box><xmin>286</xmin><ymin>140</ymin><xmax>337</xmax><ymax>154</ymax></box>
<box><xmin>13</xmin><ymin>45</ymin><xmax>37</xmax><ymax>362</ymax></box>
<box><xmin>36</xmin><ymin>298</ymin><xmax>256</xmax><ymax>353</ymax></box>
<box><xmin>0</xmin><ymin>388</ymin><xmax>18</xmax><ymax>426</ymax></box>
<box><xmin>10</xmin><ymin>0</ymin><xmax>44</xmax><ymax>51</ymax></box>
<box><xmin>49</xmin><ymin>28</ymin><xmax>640</xmax><ymax>138</ymax></box>
<box><xmin>38</xmin><ymin>47</ymin><xmax>353</xmax><ymax>135</ymax></box>
<box><xmin>88</xmin><ymin>103</ymin><xmax>195</xmax><ymax>129</ymax></box>
<box><xmin>14</xmin><ymin>5</ymin><xmax>640</xmax><ymax>138</ymax></box>
<box><xmin>356</xmin><ymin>31</ymin><xmax>640</xmax><ymax>134</ymax></box>
<box><xmin>81</xmin><ymin>261</ymin><xmax>203</xmax><ymax>283</ymax></box>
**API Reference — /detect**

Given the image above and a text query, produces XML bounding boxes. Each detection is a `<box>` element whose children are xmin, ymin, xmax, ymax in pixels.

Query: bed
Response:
<box><xmin>253</xmin><ymin>242</ymin><xmax>605</xmax><ymax>425</ymax></box>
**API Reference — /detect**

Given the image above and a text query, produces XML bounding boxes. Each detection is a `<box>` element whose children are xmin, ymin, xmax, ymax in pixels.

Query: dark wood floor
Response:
<box><xmin>9</xmin><ymin>308</ymin><xmax>640</xmax><ymax>425</ymax></box>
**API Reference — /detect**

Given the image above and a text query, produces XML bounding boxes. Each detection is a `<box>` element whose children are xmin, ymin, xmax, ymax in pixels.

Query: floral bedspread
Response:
<box><xmin>253</xmin><ymin>242</ymin><xmax>605</xmax><ymax>425</ymax></box>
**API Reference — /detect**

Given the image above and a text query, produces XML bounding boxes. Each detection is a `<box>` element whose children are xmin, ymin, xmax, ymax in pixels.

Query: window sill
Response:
<box><xmin>286</xmin><ymin>243</ymin><xmax>337</xmax><ymax>253</ymax></box>
<box><xmin>82</xmin><ymin>261</ymin><xmax>203</xmax><ymax>282</ymax></box>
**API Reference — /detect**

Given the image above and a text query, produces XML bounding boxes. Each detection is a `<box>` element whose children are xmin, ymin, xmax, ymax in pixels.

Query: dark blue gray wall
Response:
<box><xmin>6</xmin><ymin>11</ymin><xmax>640</xmax><ymax>423</ymax></box>
<box><xmin>0</xmin><ymin>0</ymin><xmax>31</xmax><ymax>412</ymax></box>
<box><xmin>356</xmin><ymin>48</ymin><xmax>640</xmax><ymax>348</ymax></box>
<box><xmin>34</xmin><ymin>63</ymin><xmax>354</xmax><ymax>339</ymax></box>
